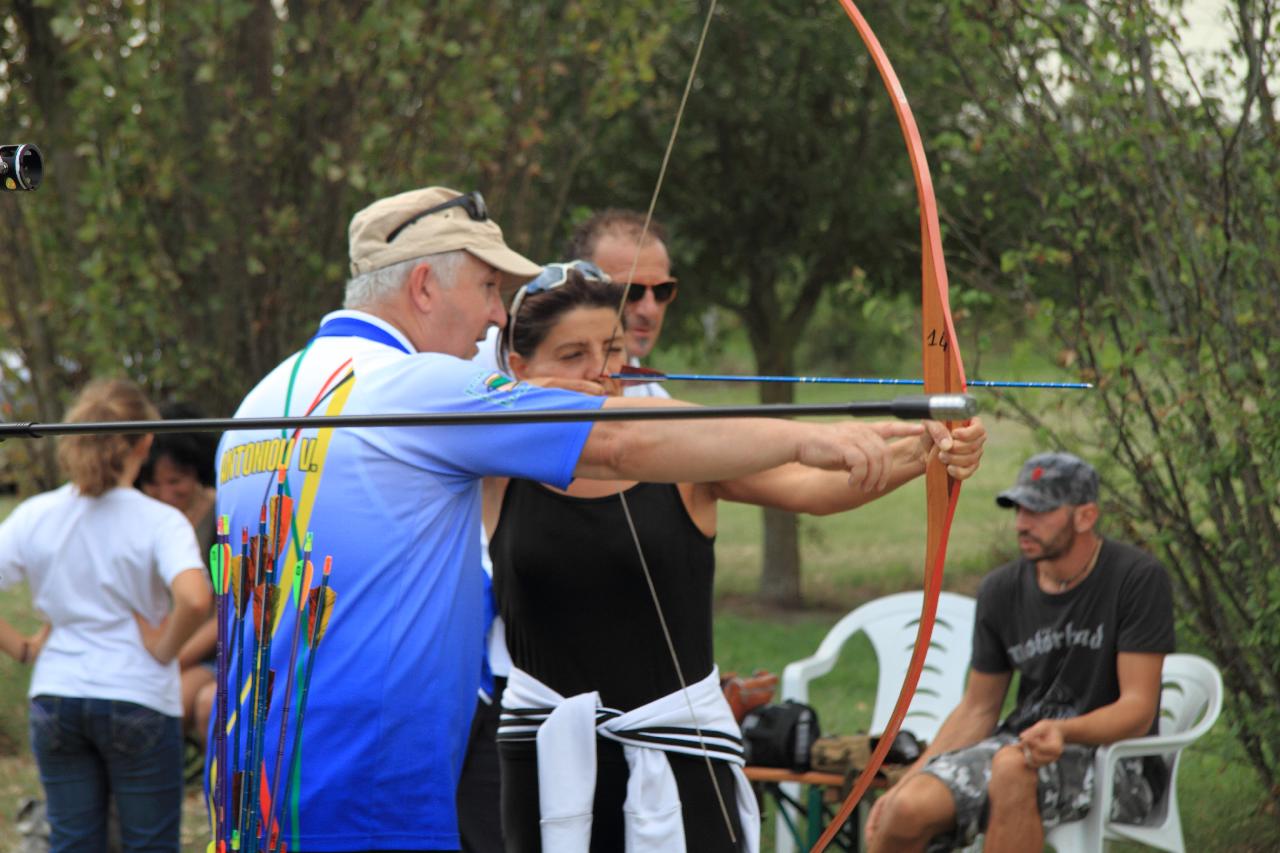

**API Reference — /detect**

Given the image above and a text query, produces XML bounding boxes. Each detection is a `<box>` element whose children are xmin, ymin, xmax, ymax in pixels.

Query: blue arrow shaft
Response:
<box><xmin>616</xmin><ymin>372</ymin><xmax>1091</xmax><ymax>389</ymax></box>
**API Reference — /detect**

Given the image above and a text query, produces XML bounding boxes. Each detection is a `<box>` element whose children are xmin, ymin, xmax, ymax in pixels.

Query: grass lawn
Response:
<box><xmin>0</xmin><ymin>384</ymin><xmax>1276</xmax><ymax>850</ymax></box>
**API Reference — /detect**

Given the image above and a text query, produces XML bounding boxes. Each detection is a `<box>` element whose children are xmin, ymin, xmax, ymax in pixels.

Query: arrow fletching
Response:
<box><xmin>306</xmin><ymin>587</ymin><xmax>336</xmax><ymax>648</ymax></box>
<box><xmin>230</xmin><ymin>556</ymin><xmax>248</xmax><ymax>617</ymax></box>
<box><xmin>253</xmin><ymin>584</ymin><xmax>281</xmax><ymax>640</ymax></box>
<box><xmin>268</xmin><ymin>473</ymin><xmax>294</xmax><ymax>557</ymax></box>
<box><xmin>294</xmin><ymin>559</ymin><xmax>315</xmax><ymax>611</ymax></box>
<box><xmin>209</xmin><ymin>543</ymin><xmax>222</xmax><ymax>597</ymax></box>
<box><xmin>292</xmin><ymin>532</ymin><xmax>315</xmax><ymax>610</ymax></box>
<box><xmin>614</xmin><ymin>364</ymin><xmax>667</xmax><ymax>385</ymax></box>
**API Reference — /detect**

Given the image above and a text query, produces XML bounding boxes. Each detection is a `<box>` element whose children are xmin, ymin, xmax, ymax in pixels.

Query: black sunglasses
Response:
<box><xmin>625</xmin><ymin>281</ymin><xmax>677</xmax><ymax>304</ymax></box>
<box><xmin>386</xmin><ymin>191</ymin><xmax>488</xmax><ymax>243</ymax></box>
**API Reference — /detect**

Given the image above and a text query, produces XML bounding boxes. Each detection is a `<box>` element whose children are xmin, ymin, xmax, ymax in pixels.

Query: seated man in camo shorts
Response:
<box><xmin>865</xmin><ymin>452</ymin><xmax>1175</xmax><ymax>852</ymax></box>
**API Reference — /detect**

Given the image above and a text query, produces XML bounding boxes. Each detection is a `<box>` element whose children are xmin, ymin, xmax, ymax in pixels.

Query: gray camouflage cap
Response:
<box><xmin>996</xmin><ymin>452</ymin><xmax>1099</xmax><ymax>512</ymax></box>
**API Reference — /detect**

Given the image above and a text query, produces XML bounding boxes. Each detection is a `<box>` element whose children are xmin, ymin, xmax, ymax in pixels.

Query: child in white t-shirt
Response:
<box><xmin>0</xmin><ymin>378</ymin><xmax>210</xmax><ymax>849</ymax></box>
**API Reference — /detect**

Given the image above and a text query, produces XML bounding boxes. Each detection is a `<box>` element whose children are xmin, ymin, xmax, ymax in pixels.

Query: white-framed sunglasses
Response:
<box><xmin>505</xmin><ymin>260</ymin><xmax>611</xmax><ymax>367</ymax></box>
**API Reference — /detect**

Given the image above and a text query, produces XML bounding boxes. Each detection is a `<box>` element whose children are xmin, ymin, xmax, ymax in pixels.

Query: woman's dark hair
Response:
<box><xmin>136</xmin><ymin>401</ymin><xmax>220</xmax><ymax>488</ymax></box>
<box><xmin>500</xmin><ymin>268</ymin><xmax>626</xmax><ymax>369</ymax></box>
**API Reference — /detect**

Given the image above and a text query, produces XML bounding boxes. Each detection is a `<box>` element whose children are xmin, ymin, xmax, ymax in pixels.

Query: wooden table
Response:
<box><xmin>744</xmin><ymin>766</ymin><xmax>890</xmax><ymax>852</ymax></box>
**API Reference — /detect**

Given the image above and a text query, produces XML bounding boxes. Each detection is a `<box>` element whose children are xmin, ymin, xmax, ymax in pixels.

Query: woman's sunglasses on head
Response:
<box><xmin>506</xmin><ymin>260</ymin><xmax>611</xmax><ymax>364</ymax></box>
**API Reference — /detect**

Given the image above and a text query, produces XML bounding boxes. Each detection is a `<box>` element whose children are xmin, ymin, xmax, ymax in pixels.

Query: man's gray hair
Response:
<box><xmin>343</xmin><ymin>249</ymin><xmax>466</xmax><ymax>309</ymax></box>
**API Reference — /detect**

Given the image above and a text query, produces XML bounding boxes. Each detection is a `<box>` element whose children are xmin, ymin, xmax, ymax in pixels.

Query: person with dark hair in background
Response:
<box><xmin>865</xmin><ymin>453</ymin><xmax>1175</xmax><ymax>853</ymax></box>
<box><xmin>136</xmin><ymin>402</ymin><xmax>222</xmax><ymax>747</ymax></box>
<box><xmin>0</xmin><ymin>379</ymin><xmax>211</xmax><ymax>849</ymax></box>
<box><xmin>565</xmin><ymin>208</ymin><xmax>676</xmax><ymax>399</ymax></box>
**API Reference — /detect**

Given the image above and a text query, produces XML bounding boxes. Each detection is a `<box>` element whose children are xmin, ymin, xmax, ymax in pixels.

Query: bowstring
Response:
<box><xmin>601</xmin><ymin>0</ymin><xmax>738</xmax><ymax>844</ymax></box>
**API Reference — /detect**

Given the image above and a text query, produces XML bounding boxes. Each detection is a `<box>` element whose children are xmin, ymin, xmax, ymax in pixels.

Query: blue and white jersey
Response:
<box><xmin>214</xmin><ymin>310</ymin><xmax>603</xmax><ymax>851</ymax></box>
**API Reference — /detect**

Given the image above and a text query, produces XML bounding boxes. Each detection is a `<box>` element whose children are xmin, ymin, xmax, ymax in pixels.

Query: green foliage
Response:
<box><xmin>0</xmin><ymin>0</ymin><xmax>1276</xmax><ymax>829</ymax></box>
<box><xmin>573</xmin><ymin>0</ymin><xmax>977</xmax><ymax>373</ymax></box>
<box><xmin>933</xmin><ymin>0</ymin><xmax>1280</xmax><ymax>812</ymax></box>
<box><xmin>0</xmin><ymin>0</ymin><xmax>673</xmax><ymax>489</ymax></box>
<box><xmin>566</xmin><ymin>0</ymin><xmax>990</xmax><ymax>602</ymax></box>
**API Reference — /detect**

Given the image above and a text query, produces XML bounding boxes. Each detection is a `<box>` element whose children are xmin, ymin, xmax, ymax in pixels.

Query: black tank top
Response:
<box><xmin>491</xmin><ymin>479</ymin><xmax>717</xmax><ymax>711</ymax></box>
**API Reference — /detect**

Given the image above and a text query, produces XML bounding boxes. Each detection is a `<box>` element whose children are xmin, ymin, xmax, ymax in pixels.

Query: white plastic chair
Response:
<box><xmin>772</xmin><ymin>591</ymin><xmax>977</xmax><ymax>853</ymax></box>
<box><xmin>1045</xmin><ymin>653</ymin><xmax>1224</xmax><ymax>853</ymax></box>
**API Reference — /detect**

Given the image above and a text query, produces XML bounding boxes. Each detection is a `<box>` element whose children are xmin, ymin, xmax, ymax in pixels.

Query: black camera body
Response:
<box><xmin>0</xmin><ymin>144</ymin><xmax>42</xmax><ymax>191</ymax></box>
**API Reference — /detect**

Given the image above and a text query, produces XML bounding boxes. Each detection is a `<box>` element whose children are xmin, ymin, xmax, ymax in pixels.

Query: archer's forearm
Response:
<box><xmin>710</xmin><ymin>436</ymin><xmax>926</xmax><ymax>515</ymax></box>
<box><xmin>801</xmin><ymin>436</ymin><xmax>927</xmax><ymax>514</ymax></box>
<box><xmin>578</xmin><ymin>400</ymin><xmax>813</xmax><ymax>483</ymax></box>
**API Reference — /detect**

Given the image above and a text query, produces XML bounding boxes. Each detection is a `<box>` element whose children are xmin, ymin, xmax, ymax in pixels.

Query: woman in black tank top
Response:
<box><xmin>483</xmin><ymin>264</ymin><xmax>987</xmax><ymax>852</ymax></box>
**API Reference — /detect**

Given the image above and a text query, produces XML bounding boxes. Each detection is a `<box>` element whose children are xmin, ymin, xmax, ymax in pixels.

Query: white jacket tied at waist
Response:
<box><xmin>500</xmin><ymin>665</ymin><xmax>760</xmax><ymax>853</ymax></box>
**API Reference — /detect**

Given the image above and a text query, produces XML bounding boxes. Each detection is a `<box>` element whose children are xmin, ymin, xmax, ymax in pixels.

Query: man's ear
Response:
<box><xmin>1074</xmin><ymin>502</ymin><xmax>1100</xmax><ymax>533</ymax></box>
<box><xmin>406</xmin><ymin>261</ymin><xmax>434</xmax><ymax>313</ymax></box>
<box><xmin>506</xmin><ymin>351</ymin><xmax>529</xmax><ymax>381</ymax></box>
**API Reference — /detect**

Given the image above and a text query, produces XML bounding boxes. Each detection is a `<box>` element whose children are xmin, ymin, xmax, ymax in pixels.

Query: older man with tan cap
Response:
<box><xmin>215</xmin><ymin>186</ymin><xmax>933</xmax><ymax>852</ymax></box>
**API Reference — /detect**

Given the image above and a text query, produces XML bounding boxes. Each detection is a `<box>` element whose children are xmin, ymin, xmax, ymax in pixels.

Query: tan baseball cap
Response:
<box><xmin>347</xmin><ymin>187</ymin><xmax>542</xmax><ymax>290</ymax></box>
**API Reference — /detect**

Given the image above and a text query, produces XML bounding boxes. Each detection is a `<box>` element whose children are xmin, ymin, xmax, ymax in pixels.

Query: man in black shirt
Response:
<box><xmin>866</xmin><ymin>452</ymin><xmax>1175</xmax><ymax>852</ymax></box>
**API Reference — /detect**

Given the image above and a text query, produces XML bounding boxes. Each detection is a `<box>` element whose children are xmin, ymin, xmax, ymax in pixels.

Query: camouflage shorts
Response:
<box><xmin>919</xmin><ymin>732</ymin><xmax>1155</xmax><ymax>851</ymax></box>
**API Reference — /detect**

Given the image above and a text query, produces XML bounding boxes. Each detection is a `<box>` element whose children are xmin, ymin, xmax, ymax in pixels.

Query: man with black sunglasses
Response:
<box><xmin>217</xmin><ymin>186</ymin><xmax>934</xmax><ymax>853</ymax></box>
<box><xmin>567</xmin><ymin>209</ymin><xmax>678</xmax><ymax>399</ymax></box>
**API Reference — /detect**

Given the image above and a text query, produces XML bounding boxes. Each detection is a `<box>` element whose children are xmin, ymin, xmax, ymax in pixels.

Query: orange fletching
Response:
<box><xmin>306</xmin><ymin>587</ymin><xmax>336</xmax><ymax>648</ymax></box>
<box><xmin>268</xmin><ymin>492</ymin><xmax>294</xmax><ymax>558</ymax></box>
<box><xmin>253</xmin><ymin>584</ymin><xmax>280</xmax><ymax>640</ymax></box>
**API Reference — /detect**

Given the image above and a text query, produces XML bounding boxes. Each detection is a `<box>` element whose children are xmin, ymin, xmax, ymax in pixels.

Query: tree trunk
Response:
<box><xmin>759</xmin><ymin>504</ymin><xmax>801</xmax><ymax>606</ymax></box>
<box><xmin>754</xmin><ymin>348</ymin><xmax>802</xmax><ymax>607</ymax></box>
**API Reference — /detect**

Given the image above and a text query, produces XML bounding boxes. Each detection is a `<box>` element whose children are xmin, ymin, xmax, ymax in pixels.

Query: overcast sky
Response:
<box><xmin>1170</xmin><ymin>1</ymin><xmax>1249</xmax><ymax>97</ymax></box>
<box><xmin>1182</xmin><ymin>0</ymin><xmax>1236</xmax><ymax>54</ymax></box>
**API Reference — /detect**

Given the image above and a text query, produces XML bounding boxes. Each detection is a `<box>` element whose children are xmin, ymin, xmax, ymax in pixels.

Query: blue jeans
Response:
<box><xmin>29</xmin><ymin>695</ymin><xmax>183</xmax><ymax>852</ymax></box>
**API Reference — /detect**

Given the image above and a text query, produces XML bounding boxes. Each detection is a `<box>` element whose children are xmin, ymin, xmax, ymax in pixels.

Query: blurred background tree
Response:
<box><xmin>0</xmin><ymin>0</ymin><xmax>1277</xmax><ymax>812</ymax></box>
<box><xmin>0</xmin><ymin>0</ymin><xmax>674</xmax><ymax>486</ymax></box>
<box><xmin>568</xmin><ymin>0</ymin><xmax>974</xmax><ymax>605</ymax></box>
<box><xmin>929</xmin><ymin>0</ymin><xmax>1280</xmax><ymax>807</ymax></box>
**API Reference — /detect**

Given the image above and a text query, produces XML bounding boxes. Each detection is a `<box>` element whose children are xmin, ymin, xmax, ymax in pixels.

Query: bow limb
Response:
<box><xmin>810</xmin><ymin>3</ymin><xmax>967</xmax><ymax>851</ymax></box>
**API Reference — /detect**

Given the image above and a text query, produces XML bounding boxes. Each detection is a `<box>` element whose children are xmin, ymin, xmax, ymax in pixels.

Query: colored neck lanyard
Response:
<box><xmin>311</xmin><ymin>316</ymin><xmax>411</xmax><ymax>354</ymax></box>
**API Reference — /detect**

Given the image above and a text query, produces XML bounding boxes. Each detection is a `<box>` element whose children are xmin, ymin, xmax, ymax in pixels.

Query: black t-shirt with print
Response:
<box><xmin>971</xmin><ymin>539</ymin><xmax>1176</xmax><ymax>736</ymax></box>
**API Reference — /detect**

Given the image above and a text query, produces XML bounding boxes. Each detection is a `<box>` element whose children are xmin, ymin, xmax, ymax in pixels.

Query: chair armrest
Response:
<box><xmin>780</xmin><ymin>655</ymin><xmax>839</xmax><ymax>704</ymax></box>
<box><xmin>1090</xmin><ymin>729</ymin><xmax>1199</xmax><ymax>814</ymax></box>
<box><xmin>1098</xmin><ymin>732</ymin><xmax>1197</xmax><ymax>761</ymax></box>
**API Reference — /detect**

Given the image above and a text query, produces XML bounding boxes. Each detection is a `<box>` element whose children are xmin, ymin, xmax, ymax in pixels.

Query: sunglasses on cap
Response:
<box><xmin>506</xmin><ymin>260</ymin><xmax>611</xmax><ymax>364</ymax></box>
<box><xmin>625</xmin><ymin>280</ymin><xmax>677</xmax><ymax>304</ymax></box>
<box><xmin>386</xmin><ymin>191</ymin><xmax>488</xmax><ymax>243</ymax></box>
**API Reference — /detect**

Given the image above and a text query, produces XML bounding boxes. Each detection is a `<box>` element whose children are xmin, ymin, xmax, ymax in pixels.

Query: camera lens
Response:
<box><xmin>0</xmin><ymin>144</ymin><xmax>43</xmax><ymax>191</ymax></box>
